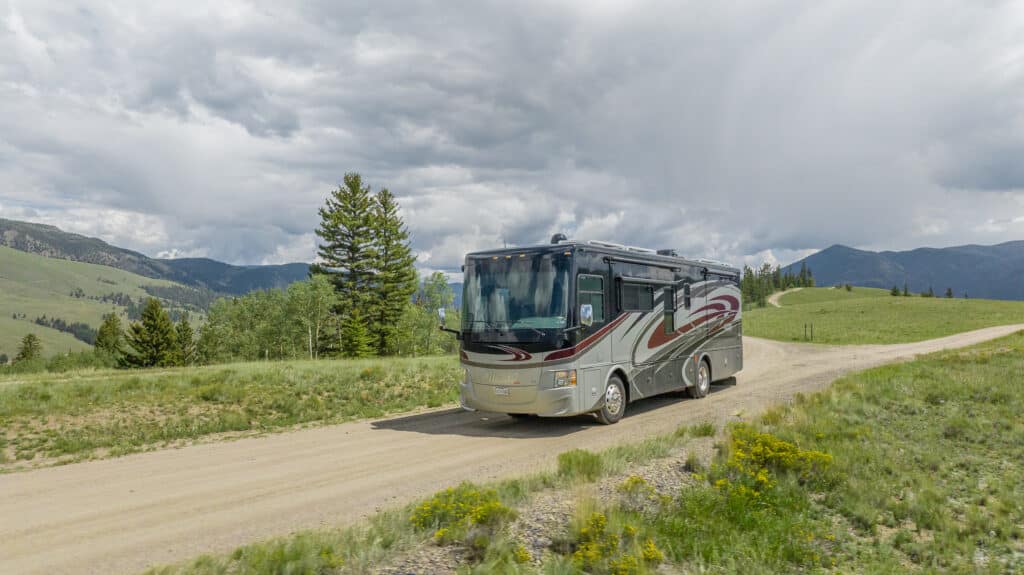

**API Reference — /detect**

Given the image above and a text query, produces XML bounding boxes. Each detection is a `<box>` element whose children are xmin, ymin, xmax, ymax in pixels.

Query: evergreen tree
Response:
<box><xmin>95</xmin><ymin>313</ymin><xmax>124</xmax><ymax>356</ymax></box>
<box><xmin>122</xmin><ymin>298</ymin><xmax>179</xmax><ymax>368</ymax></box>
<box><xmin>798</xmin><ymin>262</ymin><xmax>808</xmax><ymax>287</ymax></box>
<box><xmin>176</xmin><ymin>317</ymin><xmax>196</xmax><ymax>365</ymax></box>
<box><xmin>0</xmin><ymin>353</ymin><xmax>7</xmax><ymax>365</ymax></box>
<box><xmin>903</xmin><ymin>281</ymin><xmax>910</xmax><ymax>297</ymax></box>
<box><xmin>891</xmin><ymin>285</ymin><xmax>900</xmax><ymax>297</ymax></box>
<box><xmin>369</xmin><ymin>188</ymin><xmax>418</xmax><ymax>355</ymax></box>
<box><xmin>312</xmin><ymin>173</ymin><xmax>376</xmax><ymax>318</ymax></box>
<box><xmin>340</xmin><ymin>309</ymin><xmax>374</xmax><ymax>358</ymax></box>
<box><xmin>15</xmin><ymin>333</ymin><xmax>42</xmax><ymax>362</ymax></box>
<box><xmin>944</xmin><ymin>287</ymin><xmax>953</xmax><ymax>298</ymax></box>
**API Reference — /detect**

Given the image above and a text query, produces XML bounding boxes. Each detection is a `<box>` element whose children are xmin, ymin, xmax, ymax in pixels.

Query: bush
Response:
<box><xmin>709</xmin><ymin>425</ymin><xmax>834</xmax><ymax>503</ymax></box>
<box><xmin>689</xmin><ymin>421</ymin><xmax>716</xmax><ymax>437</ymax></box>
<box><xmin>558</xmin><ymin>449</ymin><xmax>604</xmax><ymax>482</ymax></box>
<box><xmin>409</xmin><ymin>483</ymin><xmax>516</xmax><ymax>546</ymax></box>
<box><xmin>571</xmin><ymin>512</ymin><xmax>663</xmax><ymax>575</ymax></box>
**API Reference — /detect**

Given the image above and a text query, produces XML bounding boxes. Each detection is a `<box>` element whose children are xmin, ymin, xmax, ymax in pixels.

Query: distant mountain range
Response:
<box><xmin>783</xmin><ymin>241</ymin><xmax>1024</xmax><ymax>300</ymax></box>
<box><xmin>0</xmin><ymin>218</ymin><xmax>309</xmax><ymax>295</ymax></box>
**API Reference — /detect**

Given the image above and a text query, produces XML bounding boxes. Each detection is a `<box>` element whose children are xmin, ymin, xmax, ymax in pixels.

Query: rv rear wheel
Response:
<box><xmin>596</xmin><ymin>375</ymin><xmax>626</xmax><ymax>425</ymax></box>
<box><xmin>687</xmin><ymin>359</ymin><xmax>711</xmax><ymax>399</ymax></box>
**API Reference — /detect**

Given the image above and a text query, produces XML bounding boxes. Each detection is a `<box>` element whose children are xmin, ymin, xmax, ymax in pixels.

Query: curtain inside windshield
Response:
<box><xmin>462</xmin><ymin>254</ymin><xmax>570</xmax><ymax>331</ymax></box>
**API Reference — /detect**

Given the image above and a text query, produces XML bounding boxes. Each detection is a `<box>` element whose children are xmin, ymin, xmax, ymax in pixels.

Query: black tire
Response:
<box><xmin>687</xmin><ymin>358</ymin><xmax>711</xmax><ymax>399</ymax></box>
<box><xmin>596</xmin><ymin>375</ymin><xmax>627</xmax><ymax>425</ymax></box>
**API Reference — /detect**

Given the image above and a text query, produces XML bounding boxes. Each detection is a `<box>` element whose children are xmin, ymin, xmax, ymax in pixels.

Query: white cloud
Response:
<box><xmin>1</xmin><ymin>0</ymin><xmax>1023</xmax><ymax>271</ymax></box>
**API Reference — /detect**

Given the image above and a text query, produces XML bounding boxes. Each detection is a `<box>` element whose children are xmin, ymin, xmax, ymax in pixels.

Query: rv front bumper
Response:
<box><xmin>459</xmin><ymin>379</ymin><xmax>585</xmax><ymax>417</ymax></box>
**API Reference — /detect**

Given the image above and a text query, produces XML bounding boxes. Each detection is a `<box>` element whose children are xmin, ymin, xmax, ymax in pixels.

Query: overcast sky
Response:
<box><xmin>2</xmin><ymin>1</ymin><xmax>1023</xmax><ymax>273</ymax></box>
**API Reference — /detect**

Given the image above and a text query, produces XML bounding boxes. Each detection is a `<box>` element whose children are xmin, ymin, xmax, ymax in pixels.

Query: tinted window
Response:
<box><xmin>462</xmin><ymin>253</ymin><xmax>571</xmax><ymax>332</ymax></box>
<box><xmin>621</xmin><ymin>283</ymin><xmax>654</xmax><ymax>311</ymax></box>
<box><xmin>577</xmin><ymin>274</ymin><xmax>605</xmax><ymax>323</ymax></box>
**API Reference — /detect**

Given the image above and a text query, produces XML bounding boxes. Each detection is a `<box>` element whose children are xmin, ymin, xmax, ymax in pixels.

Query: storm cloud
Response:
<box><xmin>1</xmin><ymin>0</ymin><xmax>1023</xmax><ymax>271</ymax></box>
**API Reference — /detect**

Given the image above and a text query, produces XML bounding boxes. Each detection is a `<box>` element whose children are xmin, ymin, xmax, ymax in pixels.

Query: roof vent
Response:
<box><xmin>550</xmin><ymin>233</ymin><xmax>568</xmax><ymax>244</ymax></box>
<box><xmin>656</xmin><ymin>248</ymin><xmax>678</xmax><ymax>257</ymax></box>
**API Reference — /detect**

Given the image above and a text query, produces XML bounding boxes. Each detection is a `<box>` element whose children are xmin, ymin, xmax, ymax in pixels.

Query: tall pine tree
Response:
<box><xmin>340</xmin><ymin>309</ymin><xmax>375</xmax><ymax>358</ymax></box>
<box><xmin>176</xmin><ymin>317</ymin><xmax>196</xmax><ymax>365</ymax></box>
<box><xmin>312</xmin><ymin>173</ymin><xmax>376</xmax><ymax>318</ymax></box>
<box><xmin>95</xmin><ymin>313</ymin><xmax>124</xmax><ymax>356</ymax></box>
<box><xmin>122</xmin><ymin>298</ymin><xmax>179</xmax><ymax>368</ymax></box>
<box><xmin>370</xmin><ymin>188</ymin><xmax>418</xmax><ymax>355</ymax></box>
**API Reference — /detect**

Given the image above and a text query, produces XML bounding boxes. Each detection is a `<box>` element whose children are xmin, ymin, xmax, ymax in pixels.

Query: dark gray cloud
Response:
<box><xmin>1</xmin><ymin>0</ymin><xmax>1023</xmax><ymax>272</ymax></box>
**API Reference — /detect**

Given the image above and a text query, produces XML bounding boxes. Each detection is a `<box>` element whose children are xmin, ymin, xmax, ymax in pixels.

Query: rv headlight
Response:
<box><xmin>553</xmin><ymin>369</ymin><xmax>577</xmax><ymax>388</ymax></box>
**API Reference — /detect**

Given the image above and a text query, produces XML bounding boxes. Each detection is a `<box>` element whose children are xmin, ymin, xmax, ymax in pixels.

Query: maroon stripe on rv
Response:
<box><xmin>543</xmin><ymin>313</ymin><xmax>630</xmax><ymax>362</ymax></box>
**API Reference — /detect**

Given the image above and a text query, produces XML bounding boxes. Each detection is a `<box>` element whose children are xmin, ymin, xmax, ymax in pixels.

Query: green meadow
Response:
<box><xmin>745</xmin><ymin>287</ymin><xmax>1024</xmax><ymax>344</ymax></box>
<box><xmin>0</xmin><ymin>356</ymin><xmax>461</xmax><ymax>469</ymax></box>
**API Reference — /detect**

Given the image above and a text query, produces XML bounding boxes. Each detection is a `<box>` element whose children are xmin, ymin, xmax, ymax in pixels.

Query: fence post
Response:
<box><xmin>811</xmin><ymin>323</ymin><xmax>814</xmax><ymax>341</ymax></box>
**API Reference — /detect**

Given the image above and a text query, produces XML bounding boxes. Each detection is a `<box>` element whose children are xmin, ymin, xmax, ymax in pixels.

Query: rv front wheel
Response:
<box><xmin>688</xmin><ymin>359</ymin><xmax>711</xmax><ymax>399</ymax></box>
<box><xmin>596</xmin><ymin>375</ymin><xmax>626</xmax><ymax>425</ymax></box>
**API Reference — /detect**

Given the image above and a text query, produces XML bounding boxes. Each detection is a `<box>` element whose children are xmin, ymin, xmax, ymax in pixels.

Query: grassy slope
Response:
<box><xmin>780</xmin><ymin>285</ymin><xmax>891</xmax><ymax>305</ymax></box>
<box><xmin>0</xmin><ymin>355</ymin><xmax>461</xmax><ymax>468</ymax></box>
<box><xmin>0</xmin><ymin>246</ymin><xmax>184</xmax><ymax>356</ymax></box>
<box><xmin>0</xmin><ymin>316</ymin><xmax>90</xmax><ymax>358</ymax></box>
<box><xmin>746</xmin><ymin>287</ymin><xmax>1024</xmax><ymax>344</ymax></box>
<box><xmin>150</xmin><ymin>332</ymin><xmax>1024</xmax><ymax>575</ymax></box>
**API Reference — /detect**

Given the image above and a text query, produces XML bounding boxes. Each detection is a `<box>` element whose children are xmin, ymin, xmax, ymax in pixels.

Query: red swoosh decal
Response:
<box><xmin>489</xmin><ymin>345</ymin><xmax>533</xmax><ymax>361</ymax></box>
<box><xmin>648</xmin><ymin>295</ymin><xmax>739</xmax><ymax>349</ymax></box>
<box><xmin>543</xmin><ymin>313</ymin><xmax>630</xmax><ymax>362</ymax></box>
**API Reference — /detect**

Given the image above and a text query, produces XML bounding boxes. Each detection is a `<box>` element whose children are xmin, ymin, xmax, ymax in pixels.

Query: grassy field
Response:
<box><xmin>780</xmin><ymin>285</ymin><xmax>891</xmax><ymax>305</ymax></box>
<box><xmin>0</xmin><ymin>316</ymin><xmax>91</xmax><ymax>359</ymax></box>
<box><xmin>0</xmin><ymin>246</ymin><xmax>197</xmax><ymax>357</ymax></box>
<box><xmin>0</xmin><ymin>356</ymin><xmax>461</xmax><ymax>469</ymax></box>
<box><xmin>746</xmin><ymin>286</ymin><xmax>1024</xmax><ymax>344</ymax></box>
<box><xmin>148</xmin><ymin>332</ymin><xmax>1024</xmax><ymax>574</ymax></box>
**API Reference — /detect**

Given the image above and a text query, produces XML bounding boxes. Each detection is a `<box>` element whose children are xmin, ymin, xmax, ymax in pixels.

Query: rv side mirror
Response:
<box><xmin>580</xmin><ymin>304</ymin><xmax>594</xmax><ymax>327</ymax></box>
<box><xmin>663</xmin><ymin>287</ymin><xmax>675</xmax><ymax>333</ymax></box>
<box><xmin>683</xmin><ymin>283</ymin><xmax>692</xmax><ymax>310</ymax></box>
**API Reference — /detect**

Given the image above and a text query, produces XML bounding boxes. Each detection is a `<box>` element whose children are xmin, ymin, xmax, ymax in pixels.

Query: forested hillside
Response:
<box><xmin>0</xmin><ymin>218</ymin><xmax>308</xmax><ymax>294</ymax></box>
<box><xmin>0</xmin><ymin>246</ymin><xmax>208</xmax><ymax>358</ymax></box>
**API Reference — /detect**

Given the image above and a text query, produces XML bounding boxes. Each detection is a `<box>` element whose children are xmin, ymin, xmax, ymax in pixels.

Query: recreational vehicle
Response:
<box><xmin>440</xmin><ymin>235</ymin><xmax>742</xmax><ymax>424</ymax></box>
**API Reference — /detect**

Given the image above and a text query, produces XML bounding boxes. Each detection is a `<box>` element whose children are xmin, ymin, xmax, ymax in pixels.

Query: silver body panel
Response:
<box><xmin>459</xmin><ymin>272</ymin><xmax>743</xmax><ymax>417</ymax></box>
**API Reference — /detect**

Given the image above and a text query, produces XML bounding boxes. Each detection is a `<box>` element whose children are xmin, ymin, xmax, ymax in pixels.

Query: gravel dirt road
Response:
<box><xmin>767</xmin><ymin>287</ymin><xmax>802</xmax><ymax>307</ymax></box>
<box><xmin>2</xmin><ymin>324</ymin><xmax>1021</xmax><ymax>575</ymax></box>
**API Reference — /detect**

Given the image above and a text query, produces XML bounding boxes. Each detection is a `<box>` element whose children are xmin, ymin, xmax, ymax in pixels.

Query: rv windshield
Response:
<box><xmin>462</xmin><ymin>253</ymin><xmax>570</xmax><ymax>333</ymax></box>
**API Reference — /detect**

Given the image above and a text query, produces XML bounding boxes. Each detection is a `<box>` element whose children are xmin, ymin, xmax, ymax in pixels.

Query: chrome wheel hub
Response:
<box><xmin>605</xmin><ymin>383</ymin><xmax>623</xmax><ymax>415</ymax></box>
<box><xmin>698</xmin><ymin>364</ymin><xmax>710</xmax><ymax>393</ymax></box>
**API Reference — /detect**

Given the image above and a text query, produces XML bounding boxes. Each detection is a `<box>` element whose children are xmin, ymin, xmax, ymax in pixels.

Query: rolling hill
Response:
<box><xmin>783</xmin><ymin>241</ymin><xmax>1024</xmax><ymax>300</ymax></box>
<box><xmin>0</xmin><ymin>218</ymin><xmax>309</xmax><ymax>294</ymax></box>
<box><xmin>0</xmin><ymin>246</ymin><xmax>211</xmax><ymax>358</ymax></box>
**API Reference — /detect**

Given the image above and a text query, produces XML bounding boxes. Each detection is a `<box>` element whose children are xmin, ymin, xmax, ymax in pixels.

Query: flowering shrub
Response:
<box><xmin>409</xmin><ymin>483</ymin><xmax>516</xmax><ymax>544</ymax></box>
<box><xmin>713</xmin><ymin>425</ymin><xmax>833</xmax><ymax>502</ymax></box>
<box><xmin>616</xmin><ymin>475</ymin><xmax>669</xmax><ymax>513</ymax></box>
<box><xmin>571</xmin><ymin>512</ymin><xmax>663</xmax><ymax>575</ymax></box>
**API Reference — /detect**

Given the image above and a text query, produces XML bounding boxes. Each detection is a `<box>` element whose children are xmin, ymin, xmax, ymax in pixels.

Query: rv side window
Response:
<box><xmin>577</xmin><ymin>274</ymin><xmax>605</xmax><ymax>323</ymax></box>
<box><xmin>621</xmin><ymin>283</ymin><xmax>654</xmax><ymax>311</ymax></box>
